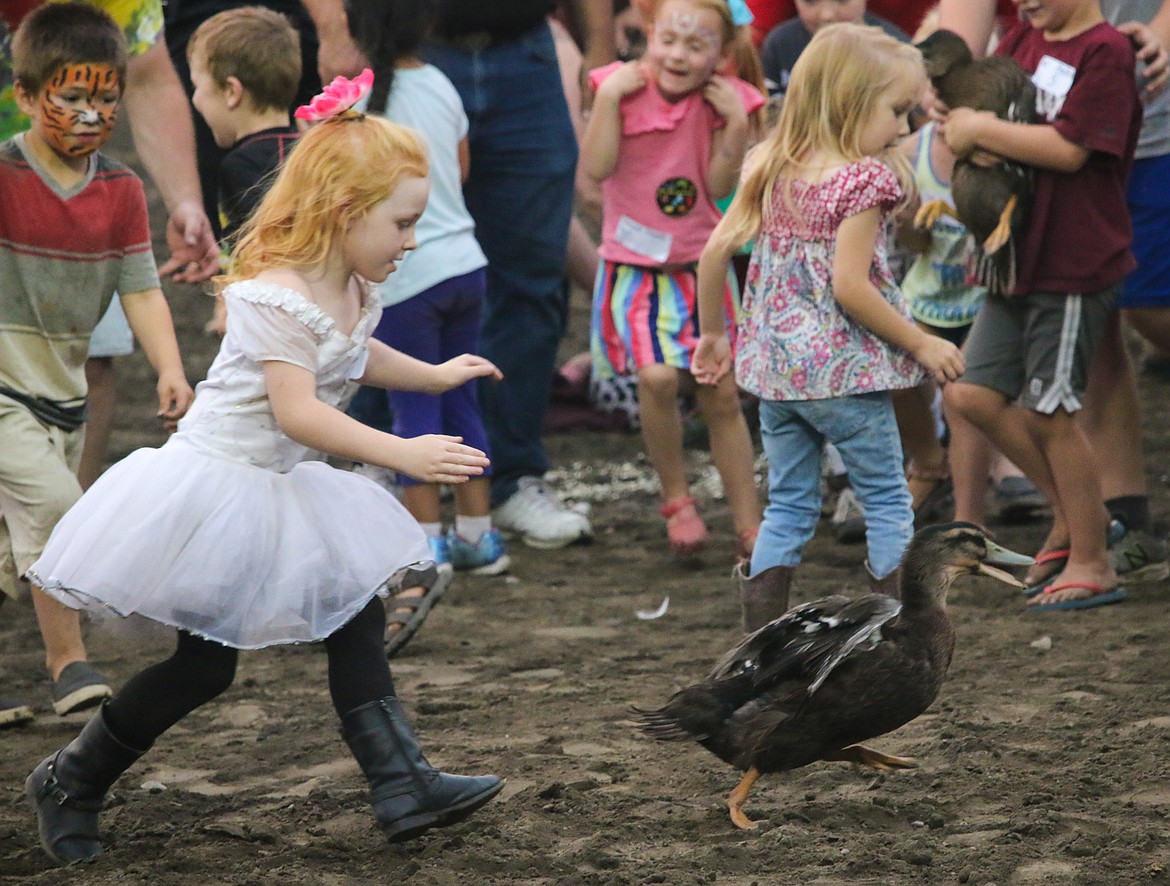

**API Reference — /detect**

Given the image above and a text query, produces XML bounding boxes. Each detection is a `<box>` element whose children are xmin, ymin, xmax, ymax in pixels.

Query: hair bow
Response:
<box><xmin>294</xmin><ymin>68</ymin><xmax>375</xmax><ymax>122</ymax></box>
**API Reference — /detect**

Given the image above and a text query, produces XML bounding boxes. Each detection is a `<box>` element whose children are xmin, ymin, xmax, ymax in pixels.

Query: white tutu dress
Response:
<box><xmin>27</xmin><ymin>280</ymin><xmax>431</xmax><ymax>649</ymax></box>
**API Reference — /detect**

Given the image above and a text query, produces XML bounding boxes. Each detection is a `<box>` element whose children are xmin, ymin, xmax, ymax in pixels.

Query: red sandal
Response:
<box><xmin>660</xmin><ymin>496</ymin><xmax>708</xmax><ymax>558</ymax></box>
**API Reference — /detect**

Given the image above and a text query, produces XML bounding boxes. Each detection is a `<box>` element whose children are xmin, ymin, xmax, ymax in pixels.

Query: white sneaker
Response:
<box><xmin>493</xmin><ymin>477</ymin><xmax>593</xmax><ymax>549</ymax></box>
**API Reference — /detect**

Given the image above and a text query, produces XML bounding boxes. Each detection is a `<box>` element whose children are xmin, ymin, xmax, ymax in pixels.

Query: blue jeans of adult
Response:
<box><xmin>424</xmin><ymin>23</ymin><xmax>578</xmax><ymax>507</ymax></box>
<box><xmin>753</xmin><ymin>392</ymin><xmax>913</xmax><ymax>580</ymax></box>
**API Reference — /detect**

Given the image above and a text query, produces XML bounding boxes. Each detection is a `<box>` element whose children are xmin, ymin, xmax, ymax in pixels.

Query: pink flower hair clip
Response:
<box><xmin>294</xmin><ymin>68</ymin><xmax>375</xmax><ymax>122</ymax></box>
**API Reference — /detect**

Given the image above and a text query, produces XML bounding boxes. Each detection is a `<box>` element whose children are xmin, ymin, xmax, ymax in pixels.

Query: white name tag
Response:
<box><xmin>1032</xmin><ymin>55</ymin><xmax>1075</xmax><ymax>98</ymax></box>
<box><xmin>615</xmin><ymin>215</ymin><xmax>673</xmax><ymax>264</ymax></box>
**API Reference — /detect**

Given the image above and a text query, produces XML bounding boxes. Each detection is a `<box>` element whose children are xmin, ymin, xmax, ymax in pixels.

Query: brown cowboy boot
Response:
<box><xmin>866</xmin><ymin>561</ymin><xmax>901</xmax><ymax>599</ymax></box>
<box><xmin>735</xmin><ymin>561</ymin><xmax>794</xmax><ymax>633</ymax></box>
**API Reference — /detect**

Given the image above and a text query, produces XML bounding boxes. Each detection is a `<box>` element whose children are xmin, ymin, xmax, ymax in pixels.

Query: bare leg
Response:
<box><xmin>637</xmin><ymin>364</ymin><xmax>690</xmax><ymax>504</ymax></box>
<box><xmin>78</xmin><ymin>357</ymin><xmax>117</xmax><ymax>491</ymax></box>
<box><xmin>694</xmin><ymin>373</ymin><xmax>761</xmax><ymax>540</ymax></box>
<box><xmin>31</xmin><ymin>587</ymin><xmax>87</xmax><ymax>680</ymax></box>
<box><xmin>944</xmin><ymin>393</ymin><xmax>994</xmax><ymax>526</ymax></box>
<box><xmin>1022</xmin><ymin>409</ymin><xmax>1116</xmax><ymax>602</ymax></box>
<box><xmin>403</xmin><ymin>483</ymin><xmax>442</xmax><ymax>526</ymax></box>
<box><xmin>892</xmin><ymin>383</ymin><xmax>948</xmax><ymax>511</ymax></box>
<box><xmin>1124</xmin><ymin>305</ymin><xmax>1170</xmax><ymax>355</ymax></box>
<box><xmin>453</xmin><ymin>476</ymin><xmax>492</xmax><ymax>520</ymax></box>
<box><xmin>1079</xmin><ymin>313</ymin><xmax>1146</xmax><ymax>501</ymax></box>
<box><xmin>945</xmin><ymin>382</ymin><xmax>1069</xmax><ymax>558</ymax></box>
<box><xmin>727</xmin><ymin>767</ymin><xmax>762</xmax><ymax>830</ymax></box>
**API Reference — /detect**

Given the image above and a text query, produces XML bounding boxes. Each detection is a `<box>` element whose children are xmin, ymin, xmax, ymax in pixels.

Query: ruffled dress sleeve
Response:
<box><xmin>832</xmin><ymin>158</ymin><xmax>902</xmax><ymax>220</ymax></box>
<box><xmin>224</xmin><ymin>282</ymin><xmax>334</xmax><ymax>372</ymax></box>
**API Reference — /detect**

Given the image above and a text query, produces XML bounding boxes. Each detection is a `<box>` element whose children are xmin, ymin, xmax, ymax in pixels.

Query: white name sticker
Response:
<box><xmin>614</xmin><ymin>215</ymin><xmax>673</xmax><ymax>264</ymax></box>
<box><xmin>1032</xmin><ymin>55</ymin><xmax>1075</xmax><ymax>98</ymax></box>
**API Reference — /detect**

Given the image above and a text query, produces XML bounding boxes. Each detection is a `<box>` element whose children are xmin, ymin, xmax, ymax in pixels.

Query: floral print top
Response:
<box><xmin>734</xmin><ymin>157</ymin><xmax>926</xmax><ymax>402</ymax></box>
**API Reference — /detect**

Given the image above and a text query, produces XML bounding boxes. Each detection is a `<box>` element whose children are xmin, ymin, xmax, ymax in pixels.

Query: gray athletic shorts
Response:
<box><xmin>87</xmin><ymin>297</ymin><xmax>134</xmax><ymax>359</ymax></box>
<box><xmin>961</xmin><ymin>287</ymin><xmax>1117</xmax><ymax>414</ymax></box>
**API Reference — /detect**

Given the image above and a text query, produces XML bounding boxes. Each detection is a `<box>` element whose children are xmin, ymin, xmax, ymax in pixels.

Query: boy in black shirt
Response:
<box><xmin>187</xmin><ymin>7</ymin><xmax>301</xmax><ymax>330</ymax></box>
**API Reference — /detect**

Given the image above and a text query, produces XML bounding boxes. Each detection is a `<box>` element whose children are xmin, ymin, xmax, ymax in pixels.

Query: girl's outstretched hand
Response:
<box><xmin>691</xmin><ymin>333</ymin><xmax>732</xmax><ymax>386</ymax></box>
<box><xmin>913</xmin><ymin>334</ymin><xmax>965</xmax><ymax>384</ymax></box>
<box><xmin>395</xmin><ymin>435</ymin><xmax>490</xmax><ymax>484</ymax></box>
<box><xmin>156</xmin><ymin>370</ymin><xmax>194</xmax><ymax>433</ymax></box>
<box><xmin>435</xmin><ymin>354</ymin><xmax>503</xmax><ymax>392</ymax></box>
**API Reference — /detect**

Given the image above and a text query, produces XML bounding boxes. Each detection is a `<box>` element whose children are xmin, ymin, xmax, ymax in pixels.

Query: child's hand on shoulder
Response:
<box><xmin>435</xmin><ymin>354</ymin><xmax>503</xmax><ymax>393</ymax></box>
<box><xmin>703</xmin><ymin>76</ymin><xmax>747</xmax><ymax>126</ymax></box>
<box><xmin>395</xmin><ymin>435</ymin><xmax>490</xmax><ymax>484</ymax></box>
<box><xmin>597</xmin><ymin>61</ymin><xmax>649</xmax><ymax>101</ymax></box>
<box><xmin>913</xmin><ymin>334</ymin><xmax>965</xmax><ymax>384</ymax></box>
<box><xmin>156</xmin><ymin>370</ymin><xmax>195</xmax><ymax>432</ymax></box>
<box><xmin>691</xmin><ymin>333</ymin><xmax>732</xmax><ymax>386</ymax></box>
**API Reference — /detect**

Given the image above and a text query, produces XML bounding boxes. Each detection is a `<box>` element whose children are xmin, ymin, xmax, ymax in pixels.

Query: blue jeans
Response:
<box><xmin>753</xmin><ymin>393</ymin><xmax>913</xmax><ymax>579</ymax></box>
<box><xmin>424</xmin><ymin>24</ymin><xmax>578</xmax><ymax>506</ymax></box>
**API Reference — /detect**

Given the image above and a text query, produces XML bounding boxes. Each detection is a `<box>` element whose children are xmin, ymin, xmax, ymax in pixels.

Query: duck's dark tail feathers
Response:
<box><xmin>974</xmin><ymin>237</ymin><xmax>1016</xmax><ymax>296</ymax></box>
<box><xmin>629</xmin><ymin>705</ymin><xmax>706</xmax><ymax>742</ymax></box>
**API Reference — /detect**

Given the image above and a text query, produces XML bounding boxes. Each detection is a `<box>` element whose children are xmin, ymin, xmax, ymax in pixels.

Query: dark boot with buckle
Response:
<box><xmin>866</xmin><ymin>561</ymin><xmax>902</xmax><ymax>599</ymax></box>
<box><xmin>25</xmin><ymin>704</ymin><xmax>149</xmax><ymax>865</ymax></box>
<box><xmin>341</xmin><ymin>696</ymin><xmax>503</xmax><ymax>843</ymax></box>
<box><xmin>736</xmin><ymin>561</ymin><xmax>794</xmax><ymax>633</ymax></box>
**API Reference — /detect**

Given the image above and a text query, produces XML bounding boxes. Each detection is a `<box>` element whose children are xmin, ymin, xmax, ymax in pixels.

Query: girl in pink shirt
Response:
<box><xmin>694</xmin><ymin>23</ymin><xmax>964</xmax><ymax>629</ymax></box>
<box><xmin>582</xmin><ymin>0</ymin><xmax>764</xmax><ymax>562</ymax></box>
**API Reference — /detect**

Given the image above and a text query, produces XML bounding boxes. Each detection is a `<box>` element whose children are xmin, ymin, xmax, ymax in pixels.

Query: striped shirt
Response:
<box><xmin>0</xmin><ymin>134</ymin><xmax>158</xmax><ymax>402</ymax></box>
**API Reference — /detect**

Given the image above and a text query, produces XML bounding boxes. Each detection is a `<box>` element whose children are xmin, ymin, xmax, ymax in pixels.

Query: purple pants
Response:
<box><xmin>373</xmin><ymin>268</ymin><xmax>492</xmax><ymax>486</ymax></box>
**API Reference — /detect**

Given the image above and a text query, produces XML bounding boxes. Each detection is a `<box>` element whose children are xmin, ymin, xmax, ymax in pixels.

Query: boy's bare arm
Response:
<box><xmin>118</xmin><ymin>289</ymin><xmax>194</xmax><ymax>423</ymax></box>
<box><xmin>942</xmin><ymin>109</ymin><xmax>1089</xmax><ymax>173</ymax></box>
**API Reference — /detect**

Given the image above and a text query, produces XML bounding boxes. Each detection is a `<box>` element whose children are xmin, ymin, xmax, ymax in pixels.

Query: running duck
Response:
<box><xmin>913</xmin><ymin>28</ymin><xmax>1037</xmax><ymax>295</ymax></box>
<box><xmin>633</xmin><ymin>523</ymin><xmax>1032</xmax><ymax>830</ymax></box>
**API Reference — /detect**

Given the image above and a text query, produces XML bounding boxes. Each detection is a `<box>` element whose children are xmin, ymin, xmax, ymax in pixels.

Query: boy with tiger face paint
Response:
<box><xmin>26</xmin><ymin>62</ymin><xmax>122</xmax><ymax>160</ymax></box>
<box><xmin>11</xmin><ymin>6</ymin><xmax>127</xmax><ymax>176</ymax></box>
<box><xmin>1</xmin><ymin>2</ymin><xmax>192</xmax><ymax>718</ymax></box>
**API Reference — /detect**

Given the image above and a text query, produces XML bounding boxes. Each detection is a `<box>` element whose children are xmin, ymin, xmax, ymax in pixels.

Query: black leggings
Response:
<box><xmin>104</xmin><ymin>597</ymin><xmax>393</xmax><ymax>750</ymax></box>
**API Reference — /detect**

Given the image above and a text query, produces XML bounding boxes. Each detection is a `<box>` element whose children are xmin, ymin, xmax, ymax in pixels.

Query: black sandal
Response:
<box><xmin>384</xmin><ymin>565</ymin><xmax>453</xmax><ymax>660</ymax></box>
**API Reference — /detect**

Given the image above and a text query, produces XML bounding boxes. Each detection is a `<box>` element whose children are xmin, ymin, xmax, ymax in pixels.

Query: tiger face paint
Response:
<box><xmin>33</xmin><ymin>64</ymin><xmax>122</xmax><ymax>158</ymax></box>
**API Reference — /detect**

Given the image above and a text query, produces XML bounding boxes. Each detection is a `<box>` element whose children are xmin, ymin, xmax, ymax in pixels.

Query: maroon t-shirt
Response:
<box><xmin>996</xmin><ymin>21</ymin><xmax>1141</xmax><ymax>295</ymax></box>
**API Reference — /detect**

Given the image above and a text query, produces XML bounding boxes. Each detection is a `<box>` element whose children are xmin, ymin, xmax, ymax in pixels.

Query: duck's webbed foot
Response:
<box><xmin>982</xmin><ymin>195</ymin><xmax>1018</xmax><ymax>253</ymax></box>
<box><xmin>914</xmin><ymin>199</ymin><xmax>957</xmax><ymax>229</ymax></box>
<box><xmin>823</xmin><ymin>744</ymin><xmax>918</xmax><ymax>771</ymax></box>
<box><xmin>727</xmin><ymin>767</ymin><xmax>762</xmax><ymax>830</ymax></box>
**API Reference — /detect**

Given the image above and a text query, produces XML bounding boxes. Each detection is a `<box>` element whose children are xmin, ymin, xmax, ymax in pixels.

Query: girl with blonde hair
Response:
<box><xmin>693</xmin><ymin>23</ymin><xmax>965</xmax><ymax>629</ymax></box>
<box><xmin>25</xmin><ymin>75</ymin><xmax>505</xmax><ymax>865</ymax></box>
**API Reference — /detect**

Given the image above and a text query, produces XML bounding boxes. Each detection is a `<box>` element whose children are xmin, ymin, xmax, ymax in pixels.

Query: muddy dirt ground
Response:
<box><xmin>4</xmin><ymin>130</ymin><xmax>1170</xmax><ymax>886</ymax></box>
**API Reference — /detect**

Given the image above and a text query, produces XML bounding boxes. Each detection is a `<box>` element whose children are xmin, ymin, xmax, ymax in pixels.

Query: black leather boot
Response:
<box><xmin>341</xmin><ymin>696</ymin><xmax>504</xmax><ymax>842</ymax></box>
<box><xmin>25</xmin><ymin>704</ymin><xmax>149</xmax><ymax>865</ymax></box>
<box><xmin>736</xmin><ymin>562</ymin><xmax>794</xmax><ymax>632</ymax></box>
